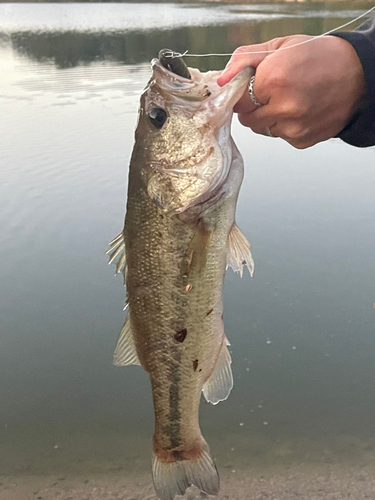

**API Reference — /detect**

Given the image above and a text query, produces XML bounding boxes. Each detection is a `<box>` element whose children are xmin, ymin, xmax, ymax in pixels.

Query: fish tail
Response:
<box><xmin>152</xmin><ymin>438</ymin><xmax>219</xmax><ymax>500</ymax></box>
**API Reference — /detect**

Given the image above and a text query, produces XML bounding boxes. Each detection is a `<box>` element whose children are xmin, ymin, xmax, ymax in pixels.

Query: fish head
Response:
<box><xmin>134</xmin><ymin>51</ymin><xmax>251</xmax><ymax>214</ymax></box>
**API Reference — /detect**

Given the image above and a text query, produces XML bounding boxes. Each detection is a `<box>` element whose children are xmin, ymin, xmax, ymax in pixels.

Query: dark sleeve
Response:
<box><xmin>331</xmin><ymin>16</ymin><xmax>375</xmax><ymax>147</ymax></box>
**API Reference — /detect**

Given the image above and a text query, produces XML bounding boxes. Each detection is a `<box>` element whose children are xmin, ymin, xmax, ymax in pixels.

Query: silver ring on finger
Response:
<box><xmin>265</xmin><ymin>126</ymin><xmax>275</xmax><ymax>137</ymax></box>
<box><xmin>248</xmin><ymin>76</ymin><xmax>262</xmax><ymax>107</ymax></box>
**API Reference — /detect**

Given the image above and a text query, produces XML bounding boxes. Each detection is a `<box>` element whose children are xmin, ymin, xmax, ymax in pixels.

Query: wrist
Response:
<box><xmin>330</xmin><ymin>31</ymin><xmax>375</xmax><ymax>146</ymax></box>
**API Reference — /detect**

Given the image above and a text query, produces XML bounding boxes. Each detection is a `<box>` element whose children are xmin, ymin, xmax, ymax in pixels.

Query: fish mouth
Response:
<box><xmin>158</xmin><ymin>48</ymin><xmax>192</xmax><ymax>80</ymax></box>
<box><xmin>151</xmin><ymin>57</ymin><xmax>210</xmax><ymax>102</ymax></box>
<box><xmin>151</xmin><ymin>51</ymin><xmax>251</xmax><ymax>111</ymax></box>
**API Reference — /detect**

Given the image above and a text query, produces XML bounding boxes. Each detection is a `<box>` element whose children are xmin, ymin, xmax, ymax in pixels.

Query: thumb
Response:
<box><xmin>217</xmin><ymin>39</ymin><xmax>282</xmax><ymax>87</ymax></box>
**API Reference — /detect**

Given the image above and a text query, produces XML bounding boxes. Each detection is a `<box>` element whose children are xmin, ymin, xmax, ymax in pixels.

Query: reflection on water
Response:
<box><xmin>0</xmin><ymin>2</ymin><xmax>366</xmax><ymax>33</ymax></box>
<box><xmin>0</xmin><ymin>2</ymin><xmax>368</xmax><ymax>70</ymax></box>
<box><xmin>1</xmin><ymin>2</ymin><xmax>375</xmax><ymax>497</ymax></box>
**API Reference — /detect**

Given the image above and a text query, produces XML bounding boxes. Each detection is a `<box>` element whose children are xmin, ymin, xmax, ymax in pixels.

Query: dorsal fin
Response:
<box><xmin>106</xmin><ymin>232</ymin><xmax>127</xmax><ymax>282</ymax></box>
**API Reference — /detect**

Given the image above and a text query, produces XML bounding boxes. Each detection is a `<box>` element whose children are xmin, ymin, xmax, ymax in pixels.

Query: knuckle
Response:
<box><xmin>282</xmin><ymin>123</ymin><xmax>307</xmax><ymax>141</ymax></box>
<box><xmin>262</xmin><ymin>68</ymin><xmax>289</xmax><ymax>90</ymax></box>
<box><xmin>238</xmin><ymin>114</ymin><xmax>260</xmax><ymax>134</ymax></box>
<box><xmin>232</xmin><ymin>46</ymin><xmax>251</xmax><ymax>57</ymax></box>
<box><xmin>291</xmin><ymin>141</ymin><xmax>310</xmax><ymax>150</ymax></box>
<box><xmin>281</xmin><ymin>102</ymin><xmax>307</xmax><ymax>120</ymax></box>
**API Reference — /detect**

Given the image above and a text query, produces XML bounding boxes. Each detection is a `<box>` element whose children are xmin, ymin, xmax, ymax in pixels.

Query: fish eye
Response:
<box><xmin>148</xmin><ymin>107</ymin><xmax>168</xmax><ymax>129</ymax></box>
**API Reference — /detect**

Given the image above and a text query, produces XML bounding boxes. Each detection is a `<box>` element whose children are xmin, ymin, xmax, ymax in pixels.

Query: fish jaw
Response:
<box><xmin>188</xmin><ymin>65</ymin><xmax>252</xmax><ymax>130</ymax></box>
<box><xmin>151</xmin><ymin>59</ymin><xmax>251</xmax><ymax>130</ymax></box>
<box><xmin>136</xmin><ymin>62</ymin><xmax>251</xmax><ymax>214</ymax></box>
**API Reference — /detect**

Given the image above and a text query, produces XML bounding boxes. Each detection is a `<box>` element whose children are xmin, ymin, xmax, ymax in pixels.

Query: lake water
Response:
<box><xmin>1</xmin><ymin>2</ymin><xmax>375</xmax><ymax>499</ymax></box>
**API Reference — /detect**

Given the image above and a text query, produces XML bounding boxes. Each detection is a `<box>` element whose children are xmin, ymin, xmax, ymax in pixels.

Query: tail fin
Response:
<box><xmin>152</xmin><ymin>440</ymin><xmax>219</xmax><ymax>500</ymax></box>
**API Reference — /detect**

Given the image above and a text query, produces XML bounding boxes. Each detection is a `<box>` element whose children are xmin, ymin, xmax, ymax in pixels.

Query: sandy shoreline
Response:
<box><xmin>2</xmin><ymin>465</ymin><xmax>375</xmax><ymax>500</ymax></box>
<box><xmin>2</xmin><ymin>462</ymin><xmax>375</xmax><ymax>500</ymax></box>
<box><xmin>2</xmin><ymin>430</ymin><xmax>375</xmax><ymax>500</ymax></box>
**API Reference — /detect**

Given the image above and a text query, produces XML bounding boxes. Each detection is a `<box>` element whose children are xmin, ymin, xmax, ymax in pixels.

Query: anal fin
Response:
<box><xmin>113</xmin><ymin>316</ymin><xmax>140</xmax><ymax>366</ymax></box>
<box><xmin>203</xmin><ymin>338</ymin><xmax>233</xmax><ymax>405</ymax></box>
<box><xmin>226</xmin><ymin>222</ymin><xmax>254</xmax><ymax>277</ymax></box>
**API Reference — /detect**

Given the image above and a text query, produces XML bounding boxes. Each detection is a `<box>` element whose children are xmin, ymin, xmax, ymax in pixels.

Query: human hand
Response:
<box><xmin>217</xmin><ymin>35</ymin><xmax>365</xmax><ymax>149</ymax></box>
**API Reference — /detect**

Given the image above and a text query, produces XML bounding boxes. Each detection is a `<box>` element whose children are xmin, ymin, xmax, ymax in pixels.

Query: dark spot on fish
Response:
<box><xmin>193</xmin><ymin>359</ymin><xmax>198</xmax><ymax>371</ymax></box>
<box><xmin>199</xmin><ymin>369</ymin><xmax>202</xmax><ymax>372</ymax></box>
<box><xmin>159</xmin><ymin>214</ymin><xmax>164</xmax><ymax>219</ymax></box>
<box><xmin>242</xmin><ymin>260</ymin><xmax>247</xmax><ymax>265</ymax></box>
<box><xmin>174</xmin><ymin>329</ymin><xmax>187</xmax><ymax>343</ymax></box>
<box><xmin>206</xmin><ymin>308</ymin><xmax>213</xmax><ymax>317</ymax></box>
<box><xmin>171</xmin><ymin>450</ymin><xmax>184</xmax><ymax>460</ymax></box>
<box><xmin>158</xmin><ymin>232</ymin><xmax>162</xmax><ymax>238</ymax></box>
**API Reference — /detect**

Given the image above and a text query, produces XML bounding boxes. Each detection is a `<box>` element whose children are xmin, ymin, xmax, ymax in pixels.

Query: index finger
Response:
<box><xmin>217</xmin><ymin>42</ymin><xmax>274</xmax><ymax>87</ymax></box>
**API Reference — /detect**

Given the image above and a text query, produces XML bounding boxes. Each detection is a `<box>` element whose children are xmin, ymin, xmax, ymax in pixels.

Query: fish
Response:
<box><xmin>107</xmin><ymin>49</ymin><xmax>254</xmax><ymax>500</ymax></box>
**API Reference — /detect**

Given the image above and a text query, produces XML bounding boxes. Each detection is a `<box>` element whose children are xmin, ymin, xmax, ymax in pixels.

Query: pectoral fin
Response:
<box><xmin>226</xmin><ymin>223</ymin><xmax>254</xmax><ymax>277</ymax></box>
<box><xmin>113</xmin><ymin>316</ymin><xmax>140</xmax><ymax>366</ymax></box>
<box><xmin>106</xmin><ymin>232</ymin><xmax>127</xmax><ymax>281</ymax></box>
<box><xmin>203</xmin><ymin>338</ymin><xmax>233</xmax><ymax>405</ymax></box>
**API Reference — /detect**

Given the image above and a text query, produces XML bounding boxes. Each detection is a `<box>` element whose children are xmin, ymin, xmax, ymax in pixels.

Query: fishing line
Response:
<box><xmin>168</xmin><ymin>5</ymin><xmax>375</xmax><ymax>58</ymax></box>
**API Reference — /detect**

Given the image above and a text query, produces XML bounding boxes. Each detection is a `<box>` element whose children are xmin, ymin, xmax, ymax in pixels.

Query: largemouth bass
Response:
<box><xmin>107</xmin><ymin>50</ymin><xmax>253</xmax><ymax>500</ymax></box>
